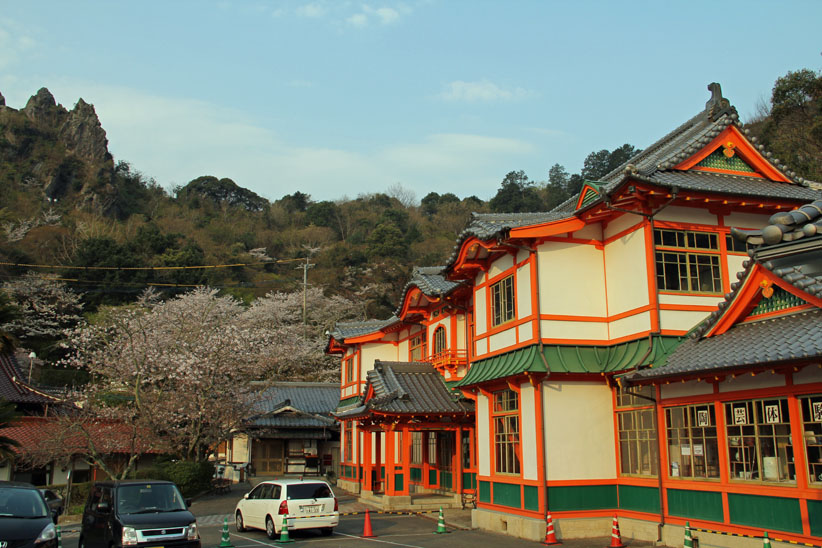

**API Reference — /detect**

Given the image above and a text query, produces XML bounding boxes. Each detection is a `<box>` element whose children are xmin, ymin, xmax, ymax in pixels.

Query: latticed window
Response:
<box><xmin>433</xmin><ymin>326</ymin><xmax>447</xmax><ymax>355</ymax></box>
<box><xmin>344</xmin><ymin>355</ymin><xmax>355</xmax><ymax>383</ymax></box>
<box><xmin>725</xmin><ymin>399</ymin><xmax>793</xmax><ymax>483</ymax></box>
<box><xmin>654</xmin><ymin>228</ymin><xmax>722</xmax><ymax>294</ymax></box>
<box><xmin>409</xmin><ymin>332</ymin><xmax>426</xmax><ymax>361</ymax></box>
<box><xmin>491</xmin><ymin>275</ymin><xmax>515</xmax><ymax>327</ymax></box>
<box><xmin>666</xmin><ymin>404</ymin><xmax>719</xmax><ymax>479</ymax></box>
<box><xmin>800</xmin><ymin>395</ymin><xmax>822</xmax><ymax>484</ymax></box>
<box><xmin>411</xmin><ymin>431</ymin><xmax>423</xmax><ymax>465</ymax></box>
<box><xmin>493</xmin><ymin>389</ymin><xmax>520</xmax><ymax>475</ymax></box>
<box><xmin>343</xmin><ymin>422</ymin><xmax>353</xmax><ymax>462</ymax></box>
<box><xmin>617</xmin><ymin>386</ymin><xmax>658</xmax><ymax>477</ymax></box>
<box><xmin>428</xmin><ymin>432</ymin><xmax>437</xmax><ymax>465</ymax></box>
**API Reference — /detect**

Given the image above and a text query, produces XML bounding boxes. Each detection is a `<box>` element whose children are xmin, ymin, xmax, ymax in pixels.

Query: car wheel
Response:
<box><xmin>266</xmin><ymin>516</ymin><xmax>277</xmax><ymax>539</ymax></box>
<box><xmin>235</xmin><ymin>511</ymin><xmax>246</xmax><ymax>532</ymax></box>
<box><xmin>321</xmin><ymin>527</ymin><xmax>333</xmax><ymax>536</ymax></box>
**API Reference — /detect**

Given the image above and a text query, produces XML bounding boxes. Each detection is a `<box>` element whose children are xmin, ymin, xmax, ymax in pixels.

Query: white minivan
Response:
<box><xmin>234</xmin><ymin>479</ymin><xmax>339</xmax><ymax>538</ymax></box>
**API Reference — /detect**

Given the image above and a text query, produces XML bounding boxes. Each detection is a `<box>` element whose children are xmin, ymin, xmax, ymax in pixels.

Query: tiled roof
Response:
<box><xmin>0</xmin><ymin>354</ymin><xmax>60</xmax><ymax>405</ymax></box>
<box><xmin>1</xmin><ymin>416</ymin><xmax>163</xmax><ymax>454</ymax></box>
<box><xmin>327</xmin><ymin>317</ymin><xmax>400</xmax><ymax>341</ymax></box>
<box><xmin>731</xmin><ymin>199</ymin><xmax>822</xmax><ymax>246</ymax></box>
<box><xmin>248</xmin><ymin>383</ymin><xmax>339</xmax><ymax>429</ymax></box>
<box><xmin>634</xmin><ymin>171</ymin><xmax>819</xmax><ymax>202</ymax></box>
<box><xmin>335</xmin><ymin>361</ymin><xmax>472</xmax><ymax>419</ymax></box>
<box><xmin>630</xmin><ymin>309</ymin><xmax>822</xmax><ymax>381</ymax></box>
<box><xmin>393</xmin><ymin>266</ymin><xmax>464</xmax><ymax>317</ymax></box>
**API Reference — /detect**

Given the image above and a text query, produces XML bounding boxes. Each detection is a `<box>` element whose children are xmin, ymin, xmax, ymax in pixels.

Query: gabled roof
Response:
<box><xmin>335</xmin><ymin>361</ymin><xmax>472</xmax><ymax>419</ymax></box>
<box><xmin>248</xmin><ymin>383</ymin><xmax>339</xmax><ymax>429</ymax></box>
<box><xmin>629</xmin><ymin>200</ymin><xmax>822</xmax><ymax>382</ymax></box>
<box><xmin>0</xmin><ymin>354</ymin><xmax>61</xmax><ymax>405</ymax></box>
<box><xmin>326</xmin><ymin>316</ymin><xmax>400</xmax><ymax>343</ymax></box>
<box><xmin>393</xmin><ymin>266</ymin><xmax>464</xmax><ymax>317</ymax></box>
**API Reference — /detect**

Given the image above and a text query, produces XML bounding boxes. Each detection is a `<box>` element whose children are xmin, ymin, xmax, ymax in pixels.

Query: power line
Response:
<box><xmin>0</xmin><ymin>257</ymin><xmax>306</xmax><ymax>271</ymax></box>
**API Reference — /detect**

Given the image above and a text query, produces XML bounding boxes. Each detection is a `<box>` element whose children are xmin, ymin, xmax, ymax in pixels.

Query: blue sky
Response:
<box><xmin>1</xmin><ymin>1</ymin><xmax>820</xmax><ymax>203</ymax></box>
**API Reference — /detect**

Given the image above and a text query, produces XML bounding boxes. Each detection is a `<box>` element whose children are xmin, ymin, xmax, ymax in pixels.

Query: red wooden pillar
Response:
<box><xmin>375</xmin><ymin>430</ymin><xmax>383</xmax><ymax>492</ymax></box>
<box><xmin>362</xmin><ymin>429</ymin><xmax>373</xmax><ymax>492</ymax></box>
<box><xmin>385</xmin><ymin>427</ymin><xmax>396</xmax><ymax>495</ymax></box>
<box><xmin>455</xmin><ymin>427</ymin><xmax>464</xmax><ymax>494</ymax></box>
<box><xmin>400</xmin><ymin>426</ymin><xmax>412</xmax><ymax>495</ymax></box>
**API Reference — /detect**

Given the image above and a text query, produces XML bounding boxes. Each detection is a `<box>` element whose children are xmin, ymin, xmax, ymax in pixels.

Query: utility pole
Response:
<box><xmin>296</xmin><ymin>256</ymin><xmax>315</xmax><ymax>336</ymax></box>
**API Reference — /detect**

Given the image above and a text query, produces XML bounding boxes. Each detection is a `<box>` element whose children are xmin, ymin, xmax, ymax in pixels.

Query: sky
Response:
<box><xmin>1</xmin><ymin>1</ymin><xmax>820</xmax><ymax>204</ymax></box>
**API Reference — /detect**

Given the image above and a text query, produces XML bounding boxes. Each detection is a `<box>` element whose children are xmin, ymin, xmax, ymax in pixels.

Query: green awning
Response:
<box><xmin>335</xmin><ymin>395</ymin><xmax>361</xmax><ymax>412</ymax></box>
<box><xmin>455</xmin><ymin>335</ymin><xmax>685</xmax><ymax>387</ymax></box>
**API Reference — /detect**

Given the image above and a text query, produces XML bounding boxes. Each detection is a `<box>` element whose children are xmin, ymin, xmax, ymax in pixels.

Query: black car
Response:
<box><xmin>79</xmin><ymin>480</ymin><xmax>200</xmax><ymax>548</ymax></box>
<box><xmin>39</xmin><ymin>489</ymin><xmax>64</xmax><ymax>517</ymax></box>
<box><xmin>0</xmin><ymin>480</ymin><xmax>58</xmax><ymax>548</ymax></box>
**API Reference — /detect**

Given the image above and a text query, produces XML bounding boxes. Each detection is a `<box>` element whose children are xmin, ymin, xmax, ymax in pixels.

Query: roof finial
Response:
<box><xmin>705</xmin><ymin>82</ymin><xmax>732</xmax><ymax>120</ymax></box>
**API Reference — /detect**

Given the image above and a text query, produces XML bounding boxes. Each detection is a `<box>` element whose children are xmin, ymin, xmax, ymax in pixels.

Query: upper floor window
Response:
<box><xmin>654</xmin><ymin>228</ymin><xmax>722</xmax><ymax>294</ymax></box>
<box><xmin>491</xmin><ymin>275</ymin><xmax>515</xmax><ymax>327</ymax></box>
<box><xmin>344</xmin><ymin>355</ymin><xmax>355</xmax><ymax>384</ymax></box>
<box><xmin>433</xmin><ymin>326</ymin><xmax>447</xmax><ymax>356</ymax></box>
<box><xmin>409</xmin><ymin>332</ymin><xmax>426</xmax><ymax>361</ymax></box>
<box><xmin>493</xmin><ymin>388</ymin><xmax>521</xmax><ymax>475</ymax></box>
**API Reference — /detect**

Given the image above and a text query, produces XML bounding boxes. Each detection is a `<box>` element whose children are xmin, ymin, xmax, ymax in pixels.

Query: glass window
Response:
<box><xmin>490</xmin><ymin>275</ymin><xmax>515</xmax><ymax>327</ymax></box>
<box><xmin>427</xmin><ymin>432</ymin><xmax>437</xmax><ymax>465</ymax></box>
<box><xmin>725</xmin><ymin>399</ymin><xmax>794</xmax><ymax>483</ymax></box>
<box><xmin>666</xmin><ymin>405</ymin><xmax>719</xmax><ymax>479</ymax></box>
<box><xmin>616</xmin><ymin>385</ymin><xmax>654</xmax><ymax>408</ymax></box>
<box><xmin>343</xmin><ymin>422</ymin><xmax>353</xmax><ymax>462</ymax></box>
<box><xmin>800</xmin><ymin>395</ymin><xmax>822</xmax><ymax>485</ymax></box>
<box><xmin>411</xmin><ymin>431</ymin><xmax>423</xmax><ymax>465</ymax></box>
<box><xmin>618</xmin><ymin>409</ymin><xmax>658</xmax><ymax>476</ymax></box>
<box><xmin>409</xmin><ymin>332</ymin><xmax>426</xmax><ymax>361</ymax></box>
<box><xmin>654</xmin><ymin>228</ymin><xmax>722</xmax><ymax>293</ymax></box>
<box><xmin>345</xmin><ymin>356</ymin><xmax>355</xmax><ymax>383</ymax></box>
<box><xmin>433</xmin><ymin>326</ymin><xmax>447</xmax><ymax>356</ymax></box>
<box><xmin>492</xmin><ymin>389</ymin><xmax>520</xmax><ymax>474</ymax></box>
<box><xmin>462</xmin><ymin>432</ymin><xmax>472</xmax><ymax>469</ymax></box>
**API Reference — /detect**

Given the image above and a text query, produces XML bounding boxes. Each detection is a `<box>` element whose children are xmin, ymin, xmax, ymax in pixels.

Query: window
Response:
<box><xmin>409</xmin><ymin>332</ymin><xmax>426</xmax><ymax>361</ymax></box>
<box><xmin>799</xmin><ymin>395</ymin><xmax>822</xmax><ymax>485</ymax></box>
<box><xmin>666</xmin><ymin>404</ymin><xmax>719</xmax><ymax>479</ymax></box>
<box><xmin>437</xmin><ymin>432</ymin><xmax>455</xmax><ymax>471</ymax></box>
<box><xmin>616</xmin><ymin>385</ymin><xmax>654</xmax><ymax>407</ymax></box>
<box><xmin>654</xmin><ymin>228</ymin><xmax>722</xmax><ymax>293</ymax></box>
<box><xmin>462</xmin><ymin>432</ymin><xmax>472</xmax><ymax>469</ymax></box>
<box><xmin>725</xmin><ymin>399</ymin><xmax>793</xmax><ymax>483</ymax></box>
<box><xmin>428</xmin><ymin>432</ymin><xmax>437</xmax><ymax>465</ymax></box>
<box><xmin>411</xmin><ymin>432</ymin><xmax>423</xmax><ymax>465</ymax></box>
<box><xmin>491</xmin><ymin>275</ymin><xmax>516</xmax><ymax>327</ymax></box>
<box><xmin>344</xmin><ymin>355</ymin><xmax>355</xmax><ymax>384</ymax></box>
<box><xmin>725</xmin><ymin>233</ymin><xmax>752</xmax><ymax>254</ymax></box>
<box><xmin>493</xmin><ymin>389</ymin><xmax>521</xmax><ymax>474</ymax></box>
<box><xmin>343</xmin><ymin>422</ymin><xmax>353</xmax><ymax>462</ymax></box>
<box><xmin>618</xmin><ymin>409</ymin><xmax>658</xmax><ymax>476</ymax></box>
<box><xmin>433</xmin><ymin>326</ymin><xmax>447</xmax><ymax>356</ymax></box>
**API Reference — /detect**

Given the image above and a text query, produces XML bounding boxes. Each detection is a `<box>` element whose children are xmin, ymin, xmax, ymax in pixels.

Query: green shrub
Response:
<box><xmin>68</xmin><ymin>481</ymin><xmax>91</xmax><ymax>507</ymax></box>
<box><xmin>133</xmin><ymin>467</ymin><xmax>170</xmax><ymax>481</ymax></box>
<box><xmin>160</xmin><ymin>461</ymin><xmax>214</xmax><ymax>497</ymax></box>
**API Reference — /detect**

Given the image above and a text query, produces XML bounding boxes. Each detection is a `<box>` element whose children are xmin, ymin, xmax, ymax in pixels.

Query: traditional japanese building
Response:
<box><xmin>327</xmin><ymin>83</ymin><xmax>822</xmax><ymax>544</ymax></box>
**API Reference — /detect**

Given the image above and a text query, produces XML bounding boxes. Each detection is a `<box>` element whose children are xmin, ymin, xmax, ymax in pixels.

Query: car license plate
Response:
<box><xmin>301</xmin><ymin>505</ymin><xmax>320</xmax><ymax>514</ymax></box>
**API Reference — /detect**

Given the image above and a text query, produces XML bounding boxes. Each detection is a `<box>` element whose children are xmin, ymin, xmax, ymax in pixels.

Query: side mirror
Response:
<box><xmin>243</xmin><ymin>493</ymin><xmax>249</xmax><ymax>499</ymax></box>
<box><xmin>185</xmin><ymin>498</ymin><xmax>192</xmax><ymax>507</ymax></box>
<box><xmin>96</xmin><ymin>502</ymin><xmax>111</xmax><ymax>513</ymax></box>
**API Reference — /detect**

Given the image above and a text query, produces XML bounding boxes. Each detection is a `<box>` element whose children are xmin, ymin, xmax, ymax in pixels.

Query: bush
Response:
<box><xmin>160</xmin><ymin>461</ymin><xmax>214</xmax><ymax>497</ymax></box>
<box><xmin>133</xmin><ymin>466</ymin><xmax>170</xmax><ymax>481</ymax></box>
<box><xmin>68</xmin><ymin>481</ymin><xmax>91</xmax><ymax>507</ymax></box>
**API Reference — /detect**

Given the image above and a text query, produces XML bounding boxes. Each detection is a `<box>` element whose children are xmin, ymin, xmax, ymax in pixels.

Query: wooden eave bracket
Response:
<box><xmin>673</xmin><ymin>125</ymin><xmax>790</xmax><ymax>182</ymax></box>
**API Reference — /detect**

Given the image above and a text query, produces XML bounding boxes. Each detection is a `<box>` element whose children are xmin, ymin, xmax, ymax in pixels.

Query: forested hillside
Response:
<box><xmin>1</xmin><ymin>69</ymin><xmax>820</xmax><ymax>322</ymax></box>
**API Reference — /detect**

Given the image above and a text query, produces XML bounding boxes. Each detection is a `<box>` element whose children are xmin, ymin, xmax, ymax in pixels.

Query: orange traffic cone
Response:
<box><xmin>362</xmin><ymin>508</ymin><xmax>376</xmax><ymax>538</ymax></box>
<box><xmin>542</xmin><ymin>512</ymin><xmax>561</xmax><ymax>545</ymax></box>
<box><xmin>607</xmin><ymin>515</ymin><xmax>626</xmax><ymax>548</ymax></box>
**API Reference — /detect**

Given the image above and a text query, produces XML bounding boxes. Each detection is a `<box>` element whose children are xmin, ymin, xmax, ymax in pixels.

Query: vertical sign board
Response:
<box><xmin>697</xmin><ymin>409</ymin><xmax>710</xmax><ymax>427</ymax></box>
<box><xmin>733</xmin><ymin>406</ymin><xmax>747</xmax><ymax>425</ymax></box>
<box><xmin>813</xmin><ymin>401</ymin><xmax>822</xmax><ymax>422</ymax></box>
<box><xmin>764</xmin><ymin>404</ymin><xmax>780</xmax><ymax>424</ymax></box>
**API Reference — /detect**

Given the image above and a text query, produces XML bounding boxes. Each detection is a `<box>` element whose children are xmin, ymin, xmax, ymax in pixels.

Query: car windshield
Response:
<box><xmin>116</xmin><ymin>484</ymin><xmax>187</xmax><ymax>514</ymax></box>
<box><xmin>286</xmin><ymin>483</ymin><xmax>332</xmax><ymax>500</ymax></box>
<box><xmin>0</xmin><ymin>487</ymin><xmax>49</xmax><ymax>518</ymax></box>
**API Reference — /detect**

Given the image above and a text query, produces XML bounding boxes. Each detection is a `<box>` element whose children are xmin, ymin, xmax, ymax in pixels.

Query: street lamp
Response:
<box><xmin>28</xmin><ymin>351</ymin><xmax>36</xmax><ymax>384</ymax></box>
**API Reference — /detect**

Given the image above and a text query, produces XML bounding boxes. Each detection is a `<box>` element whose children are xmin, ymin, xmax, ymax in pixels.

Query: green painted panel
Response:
<box><xmin>547</xmin><ymin>485</ymin><xmax>617</xmax><ymax>512</ymax></box>
<box><xmin>696</xmin><ymin>147</ymin><xmax>756</xmax><ymax>173</ymax></box>
<box><xmin>618</xmin><ymin>485</ymin><xmax>659</xmax><ymax>514</ymax></box>
<box><xmin>462</xmin><ymin>472</ymin><xmax>476</xmax><ymax>490</ymax></box>
<box><xmin>667</xmin><ymin>489</ymin><xmax>723</xmax><ymax>523</ymax></box>
<box><xmin>429</xmin><ymin>469</ymin><xmax>438</xmax><ymax>485</ymax></box>
<box><xmin>479</xmin><ymin>481</ymin><xmax>491</xmax><ymax>503</ymax></box>
<box><xmin>381</xmin><ymin>466</ymin><xmax>385</xmax><ymax>479</ymax></box>
<box><xmin>727</xmin><ymin>493</ymin><xmax>802</xmax><ymax>534</ymax></box>
<box><xmin>394</xmin><ymin>474</ymin><xmax>404</xmax><ymax>492</ymax></box>
<box><xmin>410</xmin><ymin>467</ymin><xmax>422</xmax><ymax>482</ymax></box>
<box><xmin>492</xmin><ymin>482</ymin><xmax>522</xmax><ymax>509</ymax></box>
<box><xmin>808</xmin><ymin>500</ymin><xmax>822</xmax><ymax>537</ymax></box>
<box><xmin>441</xmin><ymin>471</ymin><xmax>453</xmax><ymax>490</ymax></box>
<box><xmin>523</xmin><ymin>485</ymin><xmax>539</xmax><ymax>512</ymax></box>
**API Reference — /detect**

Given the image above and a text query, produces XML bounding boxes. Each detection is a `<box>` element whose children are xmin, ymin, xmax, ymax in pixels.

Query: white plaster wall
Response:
<box><xmin>726</xmin><ymin>254</ymin><xmax>747</xmax><ymax>282</ymax></box>
<box><xmin>604</xmin><ymin>229</ymin><xmax>648</xmax><ymax>316</ymax></box>
<box><xmin>475</xmin><ymin>338</ymin><xmax>488</xmax><ymax>357</ymax></box>
<box><xmin>658</xmin><ymin>294</ymin><xmax>723</xmax><ymax>307</ymax></box>
<box><xmin>655</xmin><ymin>206</ymin><xmax>718</xmax><ymax>226</ymax></box>
<box><xmin>520</xmin><ymin>384</ymin><xmax>538</xmax><ymax>481</ymax></box>
<box><xmin>477</xmin><ymin>393</ymin><xmax>490</xmax><ymax>476</ymax></box>
<box><xmin>517</xmin><ymin>262</ymin><xmax>532</xmax><ymax>318</ymax></box>
<box><xmin>475</xmin><ymin>287</ymin><xmax>487</xmax><ymax>336</ymax></box>
<box><xmin>488</xmin><ymin>330</ymin><xmax>517</xmax><ymax>353</ymax></box>
<box><xmin>518</xmin><ymin>321</ymin><xmax>533</xmax><ymax>343</ymax></box>
<box><xmin>456</xmin><ymin>315</ymin><xmax>466</xmax><ymax>349</ymax></box>
<box><xmin>724</xmin><ymin>211</ymin><xmax>771</xmax><ymax>230</ymax></box>
<box><xmin>544</xmin><ymin>381</ymin><xmax>616</xmax><ymax>480</ymax></box>
<box><xmin>794</xmin><ymin>365</ymin><xmax>822</xmax><ymax>385</ymax></box>
<box><xmin>609</xmin><ymin>311</ymin><xmax>652</xmax><ymax>340</ymax></box>
<box><xmin>603</xmin><ymin>213</ymin><xmax>642</xmax><ymax>240</ymax></box>
<box><xmin>660</xmin><ymin>380</ymin><xmax>714</xmax><ymax>399</ymax></box>
<box><xmin>540</xmin><ymin>319</ymin><xmax>608</xmax><ymax>341</ymax></box>
<box><xmin>573</xmin><ymin>223</ymin><xmax>603</xmax><ymax>241</ymax></box>
<box><xmin>380</xmin><ymin>432</ymin><xmax>385</xmax><ymax>464</ymax></box>
<box><xmin>361</xmin><ymin>343</ymin><xmax>397</xmax><ymax>375</ymax></box>
<box><xmin>537</xmin><ymin>242</ymin><xmax>606</xmax><ymax>317</ymax></box>
<box><xmin>488</xmin><ymin>254</ymin><xmax>514</xmax><ymax>279</ymax></box>
<box><xmin>718</xmin><ymin>372</ymin><xmax>787</xmax><ymax>393</ymax></box>
<box><xmin>659</xmin><ymin>309</ymin><xmax>712</xmax><ymax>333</ymax></box>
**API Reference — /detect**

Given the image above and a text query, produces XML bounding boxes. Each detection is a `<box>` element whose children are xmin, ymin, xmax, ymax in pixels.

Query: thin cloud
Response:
<box><xmin>296</xmin><ymin>3</ymin><xmax>326</xmax><ymax>18</ymax></box>
<box><xmin>439</xmin><ymin>80</ymin><xmax>534</xmax><ymax>103</ymax></box>
<box><xmin>346</xmin><ymin>13</ymin><xmax>368</xmax><ymax>27</ymax></box>
<box><xmin>0</xmin><ymin>17</ymin><xmax>38</xmax><ymax>70</ymax></box>
<box><xmin>346</xmin><ymin>4</ymin><xmax>405</xmax><ymax>27</ymax></box>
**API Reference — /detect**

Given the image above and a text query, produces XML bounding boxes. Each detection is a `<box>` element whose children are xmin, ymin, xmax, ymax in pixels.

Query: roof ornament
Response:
<box><xmin>705</xmin><ymin>82</ymin><xmax>733</xmax><ymax>121</ymax></box>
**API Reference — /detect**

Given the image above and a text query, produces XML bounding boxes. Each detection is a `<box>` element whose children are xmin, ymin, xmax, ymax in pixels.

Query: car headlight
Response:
<box><xmin>187</xmin><ymin>521</ymin><xmax>199</xmax><ymax>540</ymax></box>
<box><xmin>35</xmin><ymin>522</ymin><xmax>56</xmax><ymax>544</ymax></box>
<box><xmin>122</xmin><ymin>526</ymin><xmax>138</xmax><ymax>546</ymax></box>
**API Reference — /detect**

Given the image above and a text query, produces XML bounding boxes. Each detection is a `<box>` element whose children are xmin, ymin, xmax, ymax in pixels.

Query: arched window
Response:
<box><xmin>433</xmin><ymin>326</ymin><xmax>447</xmax><ymax>356</ymax></box>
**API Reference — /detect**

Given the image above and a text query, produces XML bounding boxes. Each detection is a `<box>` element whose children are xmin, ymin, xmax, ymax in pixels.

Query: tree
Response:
<box><xmin>0</xmin><ymin>292</ymin><xmax>20</xmax><ymax>353</ymax></box>
<box><xmin>580</xmin><ymin>144</ymin><xmax>641</xmax><ymax>182</ymax></box>
<box><xmin>489</xmin><ymin>170</ymin><xmax>543</xmax><ymax>213</ymax></box>
<box><xmin>59</xmin><ymin>288</ymin><xmax>278</xmax><ymax>471</ymax></box>
<box><xmin>0</xmin><ymin>398</ymin><xmax>20</xmax><ymax>461</ymax></box>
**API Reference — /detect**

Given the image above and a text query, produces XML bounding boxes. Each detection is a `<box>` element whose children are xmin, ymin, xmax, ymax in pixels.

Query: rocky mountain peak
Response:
<box><xmin>59</xmin><ymin>97</ymin><xmax>111</xmax><ymax>165</ymax></box>
<box><xmin>22</xmin><ymin>87</ymin><xmax>68</xmax><ymax>127</ymax></box>
<box><xmin>0</xmin><ymin>90</ymin><xmax>5</xmax><ymax>107</ymax></box>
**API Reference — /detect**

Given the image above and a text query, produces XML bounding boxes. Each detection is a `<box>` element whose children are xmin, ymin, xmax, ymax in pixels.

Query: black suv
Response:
<box><xmin>79</xmin><ymin>480</ymin><xmax>200</xmax><ymax>548</ymax></box>
<box><xmin>0</xmin><ymin>480</ymin><xmax>58</xmax><ymax>548</ymax></box>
